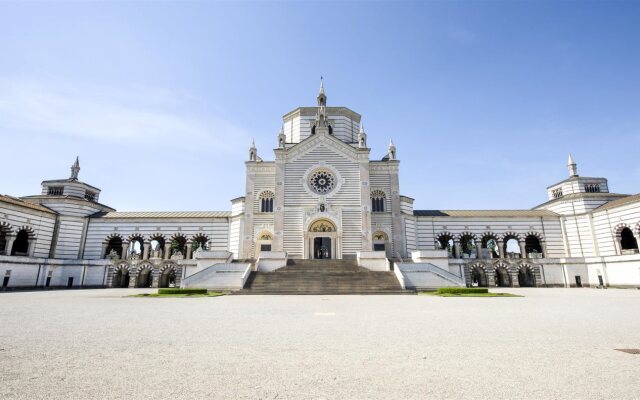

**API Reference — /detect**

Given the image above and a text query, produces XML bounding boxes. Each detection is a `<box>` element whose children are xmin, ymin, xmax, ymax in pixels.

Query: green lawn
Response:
<box><xmin>130</xmin><ymin>292</ymin><xmax>225</xmax><ymax>298</ymax></box>
<box><xmin>420</xmin><ymin>291</ymin><xmax>522</xmax><ymax>297</ymax></box>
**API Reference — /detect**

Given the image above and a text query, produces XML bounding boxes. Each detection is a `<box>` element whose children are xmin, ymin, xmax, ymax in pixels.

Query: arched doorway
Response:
<box><xmin>495</xmin><ymin>266</ymin><xmax>512</xmax><ymax>287</ymax></box>
<box><xmin>470</xmin><ymin>265</ymin><xmax>488</xmax><ymax>287</ymax></box>
<box><xmin>136</xmin><ymin>267</ymin><xmax>153</xmax><ymax>288</ymax></box>
<box><xmin>159</xmin><ymin>267</ymin><xmax>176</xmax><ymax>288</ymax></box>
<box><xmin>518</xmin><ymin>266</ymin><xmax>536</xmax><ymax>287</ymax></box>
<box><xmin>306</xmin><ymin>219</ymin><xmax>339</xmax><ymax>260</ymax></box>
<box><xmin>112</xmin><ymin>267</ymin><xmax>130</xmax><ymax>288</ymax></box>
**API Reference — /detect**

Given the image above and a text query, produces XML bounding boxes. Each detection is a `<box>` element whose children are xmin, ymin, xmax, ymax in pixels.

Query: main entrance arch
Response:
<box><xmin>304</xmin><ymin>219</ymin><xmax>341</xmax><ymax>260</ymax></box>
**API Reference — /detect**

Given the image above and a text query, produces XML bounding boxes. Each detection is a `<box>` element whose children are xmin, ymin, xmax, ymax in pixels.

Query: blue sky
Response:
<box><xmin>1</xmin><ymin>1</ymin><xmax>638</xmax><ymax>211</ymax></box>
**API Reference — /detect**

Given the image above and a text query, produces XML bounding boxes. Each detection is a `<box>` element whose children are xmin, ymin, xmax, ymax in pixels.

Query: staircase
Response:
<box><xmin>237</xmin><ymin>259</ymin><xmax>412</xmax><ymax>295</ymax></box>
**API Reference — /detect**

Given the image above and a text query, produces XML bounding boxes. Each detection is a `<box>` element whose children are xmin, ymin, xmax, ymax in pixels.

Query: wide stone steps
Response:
<box><xmin>236</xmin><ymin>259</ymin><xmax>412</xmax><ymax>295</ymax></box>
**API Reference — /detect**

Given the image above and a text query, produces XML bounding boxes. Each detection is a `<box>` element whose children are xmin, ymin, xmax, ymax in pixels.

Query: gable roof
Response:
<box><xmin>414</xmin><ymin>209</ymin><xmax>558</xmax><ymax>218</ymax></box>
<box><xmin>91</xmin><ymin>211</ymin><xmax>231</xmax><ymax>219</ymax></box>
<box><xmin>0</xmin><ymin>194</ymin><xmax>56</xmax><ymax>214</ymax></box>
<box><xmin>594</xmin><ymin>193</ymin><xmax>640</xmax><ymax>211</ymax></box>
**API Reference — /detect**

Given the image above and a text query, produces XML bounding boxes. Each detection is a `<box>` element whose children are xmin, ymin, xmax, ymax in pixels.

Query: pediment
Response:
<box><xmin>278</xmin><ymin>131</ymin><xmax>368</xmax><ymax>162</ymax></box>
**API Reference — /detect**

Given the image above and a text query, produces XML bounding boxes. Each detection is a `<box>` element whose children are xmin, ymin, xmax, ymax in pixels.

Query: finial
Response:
<box><xmin>319</xmin><ymin>76</ymin><xmax>324</xmax><ymax>94</ymax></box>
<box><xmin>359</xmin><ymin>123</ymin><xmax>365</xmax><ymax>134</ymax></box>
<box><xmin>567</xmin><ymin>154</ymin><xmax>578</xmax><ymax>177</ymax></box>
<box><xmin>389</xmin><ymin>138</ymin><xmax>395</xmax><ymax>147</ymax></box>
<box><xmin>251</xmin><ymin>138</ymin><xmax>256</xmax><ymax>148</ymax></box>
<box><xmin>70</xmin><ymin>156</ymin><xmax>80</xmax><ymax>180</ymax></box>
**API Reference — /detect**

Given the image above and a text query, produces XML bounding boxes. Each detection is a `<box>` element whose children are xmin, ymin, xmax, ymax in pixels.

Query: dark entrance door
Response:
<box><xmin>313</xmin><ymin>237</ymin><xmax>332</xmax><ymax>259</ymax></box>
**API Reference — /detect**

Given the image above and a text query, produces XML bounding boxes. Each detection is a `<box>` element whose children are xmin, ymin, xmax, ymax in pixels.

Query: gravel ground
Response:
<box><xmin>0</xmin><ymin>288</ymin><xmax>639</xmax><ymax>399</ymax></box>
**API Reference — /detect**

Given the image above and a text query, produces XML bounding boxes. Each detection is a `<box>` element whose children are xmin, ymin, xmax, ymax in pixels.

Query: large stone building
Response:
<box><xmin>1</xmin><ymin>83</ymin><xmax>639</xmax><ymax>290</ymax></box>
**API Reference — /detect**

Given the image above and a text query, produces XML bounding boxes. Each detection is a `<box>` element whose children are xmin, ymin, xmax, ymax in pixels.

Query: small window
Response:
<box><xmin>552</xmin><ymin>188</ymin><xmax>563</xmax><ymax>199</ymax></box>
<box><xmin>259</xmin><ymin>191</ymin><xmax>274</xmax><ymax>213</ymax></box>
<box><xmin>371</xmin><ymin>190</ymin><xmax>386</xmax><ymax>212</ymax></box>
<box><xmin>260</xmin><ymin>244</ymin><xmax>272</xmax><ymax>252</ymax></box>
<box><xmin>374</xmin><ymin>243</ymin><xmax>385</xmax><ymax>251</ymax></box>
<box><xmin>584</xmin><ymin>184</ymin><xmax>600</xmax><ymax>193</ymax></box>
<box><xmin>84</xmin><ymin>191</ymin><xmax>96</xmax><ymax>201</ymax></box>
<box><xmin>48</xmin><ymin>186</ymin><xmax>64</xmax><ymax>196</ymax></box>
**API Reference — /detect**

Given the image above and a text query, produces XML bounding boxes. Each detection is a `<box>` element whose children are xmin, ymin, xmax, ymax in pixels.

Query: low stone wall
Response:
<box><xmin>257</xmin><ymin>252</ymin><xmax>288</xmax><ymax>272</ymax></box>
<box><xmin>0</xmin><ymin>255</ymin><xmax>112</xmax><ymax>288</ymax></box>
<box><xmin>356</xmin><ymin>251</ymin><xmax>389</xmax><ymax>271</ymax></box>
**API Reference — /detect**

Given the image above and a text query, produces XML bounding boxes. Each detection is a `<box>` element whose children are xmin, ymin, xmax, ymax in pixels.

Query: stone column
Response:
<box><xmin>128</xmin><ymin>272</ymin><xmax>137</xmax><ymax>288</ymax></box>
<box><xmin>454</xmin><ymin>242</ymin><xmax>462</xmax><ymax>259</ymax></box>
<box><xmin>497</xmin><ymin>240</ymin><xmax>505</xmax><ymax>258</ymax></box>
<box><xmin>142</xmin><ymin>241</ymin><xmax>150</xmax><ymax>260</ymax></box>
<box><xmin>4</xmin><ymin>234</ymin><xmax>16</xmax><ymax>255</ymax></box>
<box><xmin>151</xmin><ymin>271</ymin><xmax>159</xmax><ymax>288</ymax></box>
<box><xmin>121</xmin><ymin>242</ymin><xmax>129</xmax><ymax>260</ymax></box>
<box><xmin>519</xmin><ymin>241</ymin><xmax>527</xmax><ymax>259</ymax></box>
<box><xmin>541</xmin><ymin>241</ymin><xmax>548</xmax><ymax>259</ymax></box>
<box><xmin>28</xmin><ymin>238</ymin><xmax>36</xmax><ymax>257</ymax></box>
<box><xmin>475</xmin><ymin>242</ymin><xmax>483</xmax><ymax>259</ymax></box>
<box><xmin>164</xmin><ymin>243</ymin><xmax>171</xmax><ymax>260</ymax></box>
<box><xmin>186</xmin><ymin>242</ymin><xmax>193</xmax><ymax>259</ymax></box>
<box><xmin>101</xmin><ymin>242</ymin><xmax>108</xmax><ymax>259</ymax></box>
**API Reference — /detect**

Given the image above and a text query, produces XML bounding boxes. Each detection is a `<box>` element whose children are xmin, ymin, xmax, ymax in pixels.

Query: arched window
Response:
<box><xmin>126</xmin><ymin>236</ymin><xmax>144</xmax><ymax>259</ymax></box>
<box><xmin>104</xmin><ymin>236</ymin><xmax>123</xmax><ymax>258</ymax></box>
<box><xmin>11</xmin><ymin>230</ymin><xmax>30</xmax><ymax>256</ymax></box>
<box><xmin>259</xmin><ymin>191</ymin><xmax>274</xmax><ymax>213</ymax></box>
<box><xmin>371</xmin><ymin>190</ymin><xmax>386</xmax><ymax>213</ymax></box>
<box><xmin>620</xmin><ymin>228</ymin><xmax>638</xmax><ymax>252</ymax></box>
<box><xmin>170</xmin><ymin>235</ymin><xmax>187</xmax><ymax>258</ymax></box>
<box><xmin>0</xmin><ymin>230</ymin><xmax>7</xmax><ymax>255</ymax></box>
<box><xmin>525</xmin><ymin>235</ymin><xmax>543</xmax><ymax>258</ymax></box>
<box><xmin>372</xmin><ymin>231</ymin><xmax>388</xmax><ymax>252</ymax></box>
<box><xmin>192</xmin><ymin>235</ymin><xmax>208</xmax><ymax>253</ymax></box>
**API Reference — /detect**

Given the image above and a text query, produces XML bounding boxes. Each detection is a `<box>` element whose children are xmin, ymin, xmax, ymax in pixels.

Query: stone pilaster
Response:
<box><xmin>4</xmin><ymin>234</ymin><xmax>16</xmax><ymax>255</ymax></box>
<box><xmin>519</xmin><ymin>241</ymin><xmax>527</xmax><ymax>259</ymax></box>
<box><xmin>142</xmin><ymin>241</ymin><xmax>150</xmax><ymax>260</ymax></box>
<box><xmin>121</xmin><ymin>242</ymin><xmax>129</xmax><ymax>260</ymax></box>
<box><xmin>497</xmin><ymin>240</ymin><xmax>505</xmax><ymax>258</ymax></box>
<box><xmin>359</xmin><ymin>154</ymin><xmax>372</xmax><ymax>252</ymax></box>
<box><xmin>273</xmin><ymin>157</ymin><xmax>285</xmax><ymax>253</ymax></box>
<box><xmin>388</xmin><ymin>161</ymin><xmax>405</xmax><ymax>258</ymax></box>
<box><xmin>186</xmin><ymin>242</ymin><xmax>193</xmax><ymax>259</ymax></box>
<box><xmin>101</xmin><ymin>242</ymin><xmax>108</xmax><ymax>259</ymax></box>
<box><xmin>163</xmin><ymin>243</ymin><xmax>171</xmax><ymax>260</ymax></box>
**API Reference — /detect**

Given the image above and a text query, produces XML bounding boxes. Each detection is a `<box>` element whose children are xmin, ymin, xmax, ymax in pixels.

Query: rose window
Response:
<box><xmin>308</xmin><ymin>170</ymin><xmax>336</xmax><ymax>195</ymax></box>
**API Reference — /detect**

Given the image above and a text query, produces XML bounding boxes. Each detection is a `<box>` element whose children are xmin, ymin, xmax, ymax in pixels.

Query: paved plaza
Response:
<box><xmin>1</xmin><ymin>289</ymin><xmax>639</xmax><ymax>399</ymax></box>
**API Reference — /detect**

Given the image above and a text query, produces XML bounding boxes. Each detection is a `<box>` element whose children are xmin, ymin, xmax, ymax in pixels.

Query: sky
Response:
<box><xmin>0</xmin><ymin>1</ymin><xmax>639</xmax><ymax>211</ymax></box>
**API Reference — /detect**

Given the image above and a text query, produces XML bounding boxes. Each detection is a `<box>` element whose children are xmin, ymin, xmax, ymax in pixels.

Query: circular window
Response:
<box><xmin>308</xmin><ymin>169</ymin><xmax>336</xmax><ymax>195</ymax></box>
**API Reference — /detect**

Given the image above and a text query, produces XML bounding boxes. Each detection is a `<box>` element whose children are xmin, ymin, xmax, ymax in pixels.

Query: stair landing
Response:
<box><xmin>236</xmin><ymin>259</ymin><xmax>413</xmax><ymax>295</ymax></box>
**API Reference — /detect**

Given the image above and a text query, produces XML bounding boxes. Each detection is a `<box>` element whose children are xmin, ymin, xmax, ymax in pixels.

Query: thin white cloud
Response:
<box><xmin>0</xmin><ymin>79</ymin><xmax>249</xmax><ymax>152</ymax></box>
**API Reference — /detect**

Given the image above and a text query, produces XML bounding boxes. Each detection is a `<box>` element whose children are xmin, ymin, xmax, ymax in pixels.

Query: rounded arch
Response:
<box><xmin>502</xmin><ymin>232</ymin><xmax>522</xmax><ymax>258</ymax></box>
<box><xmin>125</xmin><ymin>235</ymin><xmax>144</xmax><ymax>259</ymax></box>
<box><xmin>370</xmin><ymin>190</ymin><xmax>387</xmax><ymax>213</ymax></box>
<box><xmin>436</xmin><ymin>232</ymin><xmax>455</xmax><ymax>257</ymax></box>
<box><xmin>111</xmin><ymin>263</ymin><xmax>130</xmax><ymax>288</ymax></box>
<box><xmin>468</xmin><ymin>263</ymin><xmax>489</xmax><ymax>287</ymax></box>
<box><xmin>11</xmin><ymin>226</ymin><xmax>35</xmax><ymax>256</ymax></box>
<box><xmin>493</xmin><ymin>262</ymin><xmax>512</xmax><ymax>287</ymax></box>
<box><xmin>480</xmin><ymin>232</ymin><xmax>499</xmax><ymax>259</ymax></box>
<box><xmin>308</xmin><ymin>219</ymin><xmax>337</xmax><ymax>233</ymax></box>
<box><xmin>103</xmin><ymin>233</ymin><xmax>124</xmax><ymax>258</ymax></box>
<box><xmin>169</xmin><ymin>233</ymin><xmax>187</xmax><ymax>258</ymax></box>
<box><xmin>135</xmin><ymin>263</ymin><xmax>154</xmax><ymax>288</ymax></box>
<box><xmin>619</xmin><ymin>226</ymin><xmax>638</xmax><ymax>252</ymax></box>
<box><xmin>191</xmin><ymin>234</ymin><xmax>209</xmax><ymax>252</ymax></box>
<box><xmin>0</xmin><ymin>221</ymin><xmax>12</xmax><ymax>255</ymax></box>
<box><xmin>257</xmin><ymin>190</ymin><xmax>275</xmax><ymax>200</ymax></box>
<box><xmin>0</xmin><ymin>221</ymin><xmax>13</xmax><ymax>234</ymax></box>
<box><xmin>159</xmin><ymin>264</ymin><xmax>177</xmax><ymax>288</ymax></box>
<box><xmin>524</xmin><ymin>233</ymin><xmax>544</xmax><ymax>258</ymax></box>
<box><xmin>456</xmin><ymin>232</ymin><xmax>477</xmax><ymax>257</ymax></box>
<box><xmin>257</xmin><ymin>230</ymin><xmax>274</xmax><ymax>241</ymax></box>
<box><xmin>517</xmin><ymin>263</ymin><xmax>537</xmax><ymax>287</ymax></box>
<box><xmin>258</xmin><ymin>190</ymin><xmax>275</xmax><ymax>213</ymax></box>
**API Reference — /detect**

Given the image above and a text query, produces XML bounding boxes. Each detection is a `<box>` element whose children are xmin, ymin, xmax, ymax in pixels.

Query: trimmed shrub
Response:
<box><xmin>157</xmin><ymin>288</ymin><xmax>207</xmax><ymax>295</ymax></box>
<box><xmin>436</xmin><ymin>287</ymin><xmax>489</xmax><ymax>294</ymax></box>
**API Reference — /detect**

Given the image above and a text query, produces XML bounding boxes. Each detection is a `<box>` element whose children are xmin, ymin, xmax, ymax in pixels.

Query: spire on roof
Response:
<box><xmin>358</xmin><ymin>122</ymin><xmax>367</xmax><ymax>148</ymax></box>
<box><xmin>568</xmin><ymin>153</ymin><xmax>578</xmax><ymax>177</ymax></box>
<box><xmin>70</xmin><ymin>156</ymin><xmax>80</xmax><ymax>180</ymax></box>
<box><xmin>388</xmin><ymin>139</ymin><xmax>396</xmax><ymax>160</ymax></box>
<box><xmin>317</xmin><ymin>76</ymin><xmax>327</xmax><ymax>107</ymax></box>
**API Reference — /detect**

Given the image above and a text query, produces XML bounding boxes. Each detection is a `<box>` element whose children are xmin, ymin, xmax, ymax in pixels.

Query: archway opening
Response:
<box><xmin>372</xmin><ymin>231</ymin><xmax>388</xmax><ymax>253</ymax></box>
<box><xmin>470</xmin><ymin>266</ymin><xmax>488</xmax><ymax>287</ymax></box>
<box><xmin>104</xmin><ymin>236</ymin><xmax>123</xmax><ymax>258</ymax></box>
<box><xmin>525</xmin><ymin>235</ymin><xmax>543</xmax><ymax>258</ymax></box>
<box><xmin>495</xmin><ymin>267</ymin><xmax>512</xmax><ymax>287</ymax></box>
<box><xmin>481</xmin><ymin>236</ymin><xmax>499</xmax><ymax>258</ymax></box>
<box><xmin>620</xmin><ymin>228</ymin><xmax>638</xmax><ymax>252</ymax></box>
<box><xmin>149</xmin><ymin>237</ymin><xmax>165</xmax><ymax>259</ymax></box>
<box><xmin>518</xmin><ymin>267</ymin><xmax>536</xmax><ymax>287</ymax></box>
<box><xmin>192</xmin><ymin>235</ymin><xmax>208</xmax><ymax>253</ymax></box>
<box><xmin>159</xmin><ymin>268</ymin><xmax>176</xmax><ymax>288</ymax></box>
<box><xmin>136</xmin><ymin>268</ymin><xmax>153</xmax><ymax>288</ymax></box>
<box><xmin>170</xmin><ymin>236</ymin><xmax>186</xmax><ymax>258</ymax></box>
<box><xmin>504</xmin><ymin>236</ymin><xmax>521</xmax><ymax>259</ymax></box>
<box><xmin>460</xmin><ymin>235</ymin><xmax>476</xmax><ymax>258</ymax></box>
<box><xmin>437</xmin><ymin>235</ymin><xmax>455</xmax><ymax>258</ymax></box>
<box><xmin>11</xmin><ymin>230</ymin><xmax>29</xmax><ymax>256</ymax></box>
<box><xmin>113</xmin><ymin>269</ymin><xmax>130</xmax><ymax>288</ymax></box>
<box><xmin>127</xmin><ymin>237</ymin><xmax>144</xmax><ymax>259</ymax></box>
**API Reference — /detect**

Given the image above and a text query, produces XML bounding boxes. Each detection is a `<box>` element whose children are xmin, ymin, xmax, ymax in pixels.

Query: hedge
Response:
<box><xmin>436</xmin><ymin>287</ymin><xmax>489</xmax><ymax>294</ymax></box>
<box><xmin>157</xmin><ymin>288</ymin><xmax>207</xmax><ymax>295</ymax></box>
